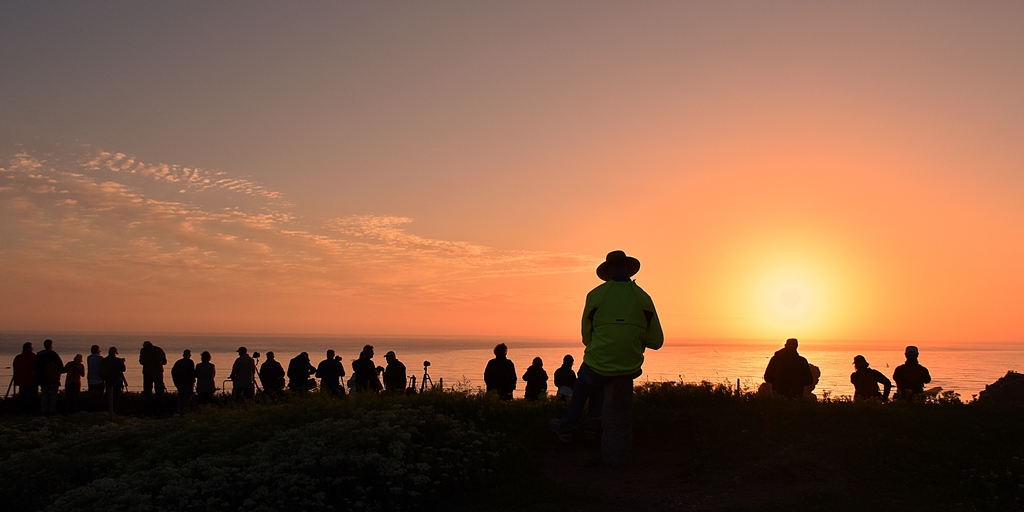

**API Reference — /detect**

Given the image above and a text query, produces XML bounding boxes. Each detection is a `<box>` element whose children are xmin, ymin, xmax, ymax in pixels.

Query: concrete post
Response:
<box><xmin>601</xmin><ymin>377</ymin><xmax>634</xmax><ymax>466</ymax></box>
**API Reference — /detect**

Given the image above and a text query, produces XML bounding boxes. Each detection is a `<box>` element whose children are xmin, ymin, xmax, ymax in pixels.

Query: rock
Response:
<box><xmin>977</xmin><ymin>371</ymin><xmax>1024</xmax><ymax>405</ymax></box>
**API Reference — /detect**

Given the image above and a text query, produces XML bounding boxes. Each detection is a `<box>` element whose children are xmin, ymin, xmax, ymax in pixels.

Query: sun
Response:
<box><xmin>754</xmin><ymin>266</ymin><xmax>829</xmax><ymax>334</ymax></box>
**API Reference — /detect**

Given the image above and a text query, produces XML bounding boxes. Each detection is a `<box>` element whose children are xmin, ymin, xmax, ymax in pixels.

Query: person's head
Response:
<box><xmin>74</xmin><ymin>354</ymin><xmax>83</xmax><ymax>363</ymax></box>
<box><xmin>43</xmin><ymin>339</ymin><xmax>53</xmax><ymax>350</ymax></box>
<box><xmin>22</xmin><ymin>342</ymin><xmax>33</xmax><ymax>352</ymax></box>
<box><xmin>108</xmin><ymin>347</ymin><xmax>118</xmax><ymax>356</ymax></box>
<box><xmin>562</xmin><ymin>354</ymin><xmax>574</xmax><ymax>367</ymax></box>
<box><xmin>785</xmin><ymin>338</ymin><xmax>798</xmax><ymax>349</ymax></box>
<box><xmin>385</xmin><ymin>350</ymin><xmax>396</xmax><ymax>362</ymax></box>
<box><xmin>326</xmin><ymin>349</ymin><xmax>335</xmax><ymax>359</ymax></box>
<box><xmin>300</xmin><ymin>351</ymin><xmax>309</xmax><ymax>360</ymax></box>
<box><xmin>596</xmin><ymin>250</ymin><xmax>641</xmax><ymax>282</ymax></box>
<box><xmin>237</xmin><ymin>346</ymin><xmax>247</xmax><ymax>356</ymax></box>
<box><xmin>182</xmin><ymin>349</ymin><xmax>192</xmax><ymax>359</ymax></box>
<box><xmin>201</xmin><ymin>351</ymin><xmax>211</xmax><ymax>362</ymax></box>
<box><xmin>905</xmin><ymin>346</ymin><xmax>919</xmax><ymax>360</ymax></box>
<box><xmin>494</xmin><ymin>343</ymin><xmax>508</xmax><ymax>358</ymax></box>
<box><xmin>533</xmin><ymin>357</ymin><xmax>543</xmax><ymax>367</ymax></box>
<box><xmin>362</xmin><ymin>345</ymin><xmax>374</xmax><ymax>358</ymax></box>
<box><xmin>91</xmin><ymin>344</ymin><xmax>100</xmax><ymax>355</ymax></box>
<box><xmin>853</xmin><ymin>355</ymin><xmax>869</xmax><ymax>371</ymax></box>
<box><xmin>143</xmin><ymin>340</ymin><xmax>152</xmax><ymax>348</ymax></box>
<box><xmin>266</xmin><ymin>351</ymin><xmax>275</xmax><ymax>360</ymax></box>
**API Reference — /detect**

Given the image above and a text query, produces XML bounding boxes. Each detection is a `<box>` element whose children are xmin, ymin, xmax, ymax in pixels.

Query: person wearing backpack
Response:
<box><xmin>34</xmin><ymin>339</ymin><xmax>64</xmax><ymax>416</ymax></box>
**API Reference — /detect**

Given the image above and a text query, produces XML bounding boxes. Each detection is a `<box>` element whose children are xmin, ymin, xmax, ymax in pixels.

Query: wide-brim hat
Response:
<box><xmin>596</xmin><ymin>250</ymin><xmax>641</xmax><ymax>281</ymax></box>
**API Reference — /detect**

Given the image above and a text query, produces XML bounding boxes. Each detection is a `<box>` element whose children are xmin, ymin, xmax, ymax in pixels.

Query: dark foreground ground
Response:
<box><xmin>2</xmin><ymin>383</ymin><xmax>1022</xmax><ymax>511</ymax></box>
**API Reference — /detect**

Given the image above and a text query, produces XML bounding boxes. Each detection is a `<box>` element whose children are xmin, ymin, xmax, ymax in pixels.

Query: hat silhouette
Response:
<box><xmin>596</xmin><ymin>250</ymin><xmax>641</xmax><ymax>281</ymax></box>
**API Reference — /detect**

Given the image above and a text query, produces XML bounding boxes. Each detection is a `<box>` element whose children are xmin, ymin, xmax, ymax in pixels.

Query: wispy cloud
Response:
<box><xmin>0</xmin><ymin>146</ymin><xmax>596</xmax><ymax>323</ymax></box>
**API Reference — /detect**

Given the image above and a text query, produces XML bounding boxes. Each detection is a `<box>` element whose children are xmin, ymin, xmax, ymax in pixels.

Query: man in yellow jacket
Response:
<box><xmin>552</xmin><ymin>250</ymin><xmax>664</xmax><ymax>441</ymax></box>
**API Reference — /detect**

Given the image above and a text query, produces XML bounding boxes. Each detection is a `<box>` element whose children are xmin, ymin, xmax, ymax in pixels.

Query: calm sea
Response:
<box><xmin>1</xmin><ymin>333</ymin><xmax>1020</xmax><ymax>401</ymax></box>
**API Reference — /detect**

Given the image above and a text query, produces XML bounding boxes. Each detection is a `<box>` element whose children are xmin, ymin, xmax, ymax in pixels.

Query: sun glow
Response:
<box><xmin>758</xmin><ymin>267</ymin><xmax>826</xmax><ymax>330</ymax></box>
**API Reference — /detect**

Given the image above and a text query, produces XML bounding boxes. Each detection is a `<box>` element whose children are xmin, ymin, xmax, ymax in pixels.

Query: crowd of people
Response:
<box><xmin>7</xmin><ymin>341</ymin><xmax>413</xmax><ymax>416</ymax></box>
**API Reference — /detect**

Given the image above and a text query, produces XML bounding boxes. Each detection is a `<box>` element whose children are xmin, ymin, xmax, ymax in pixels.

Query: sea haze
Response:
<box><xmin>2</xmin><ymin>333</ymin><xmax>1020</xmax><ymax>400</ymax></box>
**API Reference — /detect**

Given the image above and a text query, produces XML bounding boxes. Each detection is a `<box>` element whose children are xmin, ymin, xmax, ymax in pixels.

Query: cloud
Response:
<box><xmin>0</xmin><ymin>146</ymin><xmax>596</xmax><ymax>307</ymax></box>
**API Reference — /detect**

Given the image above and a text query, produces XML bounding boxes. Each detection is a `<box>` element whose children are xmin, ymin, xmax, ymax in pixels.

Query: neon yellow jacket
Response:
<box><xmin>581</xmin><ymin>280</ymin><xmax>664</xmax><ymax>376</ymax></box>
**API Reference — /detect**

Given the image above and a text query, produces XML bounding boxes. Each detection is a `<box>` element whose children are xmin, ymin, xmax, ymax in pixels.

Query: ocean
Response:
<box><xmin>2</xmin><ymin>332</ymin><xmax>1021</xmax><ymax>401</ymax></box>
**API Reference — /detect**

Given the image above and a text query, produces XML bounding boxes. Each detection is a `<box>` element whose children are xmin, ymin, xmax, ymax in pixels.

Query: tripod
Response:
<box><xmin>420</xmin><ymin>362</ymin><xmax>434</xmax><ymax>393</ymax></box>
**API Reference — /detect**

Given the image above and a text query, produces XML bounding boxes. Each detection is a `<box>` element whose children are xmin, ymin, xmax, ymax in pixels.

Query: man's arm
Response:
<box><xmin>643</xmin><ymin>308</ymin><xmax>664</xmax><ymax>350</ymax></box>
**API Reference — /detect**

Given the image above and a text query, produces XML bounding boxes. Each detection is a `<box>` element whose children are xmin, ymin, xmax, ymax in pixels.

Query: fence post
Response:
<box><xmin>601</xmin><ymin>377</ymin><xmax>634</xmax><ymax>466</ymax></box>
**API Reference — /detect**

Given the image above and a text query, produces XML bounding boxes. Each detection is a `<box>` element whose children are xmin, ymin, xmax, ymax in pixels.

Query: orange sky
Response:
<box><xmin>1</xmin><ymin>3</ymin><xmax>1022</xmax><ymax>342</ymax></box>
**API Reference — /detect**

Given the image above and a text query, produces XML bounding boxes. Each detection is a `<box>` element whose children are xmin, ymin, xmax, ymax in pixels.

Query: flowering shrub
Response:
<box><xmin>1</xmin><ymin>406</ymin><xmax>506</xmax><ymax>511</ymax></box>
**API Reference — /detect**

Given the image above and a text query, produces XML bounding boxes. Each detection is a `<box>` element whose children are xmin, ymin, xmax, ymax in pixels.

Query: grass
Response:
<box><xmin>1</xmin><ymin>384</ymin><xmax>1022</xmax><ymax>511</ymax></box>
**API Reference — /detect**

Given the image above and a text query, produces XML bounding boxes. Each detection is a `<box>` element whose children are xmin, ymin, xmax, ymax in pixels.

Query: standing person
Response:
<box><xmin>287</xmin><ymin>352</ymin><xmax>316</xmax><ymax>392</ymax></box>
<box><xmin>87</xmin><ymin>345</ymin><xmax>105</xmax><ymax>412</ymax></box>
<box><xmin>171</xmin><ymin>350</ymin><xmax>197</xmax><ymax>414</ymax></box>
<box><xmin>12</xmin><ymin>342</ymin><xmax>37</xmax><ymax>414</ymax></box>
<box><xmin>139</xmin><ymin>341</ymin><xmax>167</xmax><ymax>399</ymax></box>
<box><xmin>522</xmin><ymin>357</ymin><xmax>549</xmax><ymax>401</ymax></box>
<box><xmin>850</xmin><ymin>355</ymin><xmax>892</xmax><ymax>401</ymax></box>
<box><xmin>259</xmin><ymin>351</ymin><xmax>286</xmax><ymax>395</ymax></box>
<box><xmin>64</xmin><ymin>354</ymin><xmax>86</xmax><ymax>412</ymax></box>
<box><xmin>763</xmin><ymin>338</ymin><xmax>814</xmax><ymax>399</ymax></box>
<box><xmin>551</xmin><ymin>250</ymin><xmax>664</xmax><ymax>442</ymax></box>
<box><xmin>315</xmin><ymin>350</ymin><xmax>346</xmax><ymax>396</ymax></box>
<box><xmin>484</xmin><ymin>343</ymin><xmax>517</xmax><ymax>401</ymax></box>
<box><xmin>893</xmin><ymin>346</ymin><xmax>932</xmax><ymax>401</ymax></box>
<box><xmin>195</xmin><ymin>351</ymin><xmax>216</xmax><ymax>404</ymax></box>
<box><xmin>554</xmin><ymin>354</ymin><xmax>577</xmax><ymax>402</ymax></box>
<box><xmin>35</xmin><ymin>339</ymin><xmax>64</xmax><ymax>416</ymax></box>
<box><xmin>229</xmin><ymin>347</ymin><xmax>256</xmax><ymax>400</ymax></box>
<box><xmin>351</xmin><ymin>345</ymin><xmax>383</xmax><ymax>394</ymax></box>
<box><xmin>383</xmin><ymin>351</ymin><xmax>407</xmax><ymax>395</ymax></box>
<box><xmin>100</xmin><ymin>347</ymin><xmax>126</xmax><ymax>416</ymax></box>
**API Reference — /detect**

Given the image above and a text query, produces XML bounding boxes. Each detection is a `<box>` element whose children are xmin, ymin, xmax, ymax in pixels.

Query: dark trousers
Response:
<box><xmin>66</xmin><ymin>384</ymin><xmax>81</xmax><ymax>412</ymax></box>
<box><xmin>143</xmin><ymin>374</ymin><xmax>165</xmax><ymax>396</ymax></box>
<box><xmin>233</xmin><ymin>387</ymin><xmax>254</xmax><ymax>400</ymax></box>
<box><xmin>18</xmin><ymin>385</ymin><xmax>38</xmax><ymax>414</ymax></box>
<box><xmin>197</xmin><ymin>391</ymin><xmax>214</xmax><ymax>404</ymax></box>
<box><xmin>176</xmin><ymin>388</ymin><xmax>193</xmax><ymax>413</ymax></box>
<box><xmin>40</xmin><ymin>383</ymin><xmax>59</xmax><ymax>415</ymax></box>
<box><xmin>88</xmin><ymin>383</ymin><xmax>105</xmax><ymax>412</ymax></box>
<box><xmin>106</xmin><ymin>383</ymin><xmax>122</xmax><ymax>415</ymax></box>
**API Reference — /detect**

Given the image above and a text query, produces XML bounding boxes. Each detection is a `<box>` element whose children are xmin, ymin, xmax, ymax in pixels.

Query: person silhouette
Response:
<box><xmin>35</xmin><ymin>339</ymin><xmax>64</xmax><ymax>416</ymax></box>
<box><xmin>553</xmin><ymin>354</ymin><xmax>577</xmax><ymax>402</ymax></box>
<box><xmin>287</xmin><ymin>352</ymin><xmax>316</xmax><ymax>392</ymax></box>
<box><xmin>850</xmin><ymin>355</ymin><xmax>891</xmax><ymax>401</ymax></box>
<box><xmin>383</xmin><ymin>351</ymin><xmax>407</xmax><ymax>395</ymax></box>
<box><xmin>139</xmin><ymin>340</ymin><xmax>167</xmax><ymax>399</ymax></box>
<box><xmin>484</xmin><ymin>343</ymin><xmax>517</xmax><ymax>401</ymax></box>
<box><xmin>260</xmin><ymin>351</ymin><xmax>286</xmax><ymax>395</ymax></box>
<box><xmin>87</xmin><ymin>345</ymin><xmax>105</xmax><ymax>412</ymax></box>
<box><xmin>64</xmin><ymin>354</ymin><xmax>85</xmax><ymax>412</ymax></box>
<box><xmin>551</xmin><ymin>250</ymin><xmax>664</xmax><ymax>444</ymax></box>
<box><xmin>229</xmin><ymin>347</ymin><xmax>255</xmax><ymax>400</ymax></box>
<box><xmin>316</xmin><ymin>350</ymin><xmax>346</xmax><ymax>396</ymax></box>
<box><xmin>100</xmin><ymin>347</ymin><xmax>126</xmax><ymax>416</ymax></box>
<box><xmin>763</xmin><ymin>338</ymin><xmax>814</xmax><ymax>399</ymax></box>
<box><xmin>893</xmin><ymin>346</ymin><xmax>931</xmax><ymax>400</ymax></box>
<box><xmin>12</xmin><ymin>342</ymin><xmax>37</xmax><ymax>414</ymax></box>
<box><xmin>171</xmin><ymin>350</ymin><xmax>197</xmax><ymax>413</ymax></box>
<box><xmin>195</xmin><ymin>351</ymin><xmax>216</xmax><ymax>404</ymax></box>
<box><xmin>522</xmin><ymin>357</ymin><xmax>548</xmax><ymax>401</ymax></box>
<box><xmin>351</xmin><ymin>345</ymin><xmax>382</xmax><ymax>394</ymax></box>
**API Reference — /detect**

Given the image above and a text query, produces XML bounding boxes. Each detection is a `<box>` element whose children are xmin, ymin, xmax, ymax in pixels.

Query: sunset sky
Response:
<box><xmin>2</xmin><ymin>2</ymin><xmax>1022</xmax><ymax>343</ymax></box>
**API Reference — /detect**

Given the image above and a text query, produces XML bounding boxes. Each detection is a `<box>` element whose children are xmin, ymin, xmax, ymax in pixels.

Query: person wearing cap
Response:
<box><xmin>893</xmin><ymin>346</ymin><xmax>931</xmax><ymax>400</ymax></box>
<box><xmin>229</xmin><ymin>347</ymin><xmax>256</xmax><ymax>400</ymax></box>
<box><xmin>763</xmin><ymin>338</ymin><xmax>814</xmax><ymax>399</ymax></box>
<box><xmin>139</xmin><ymin>340</ymin><xmax>167</xmax><ymax>399</ymax></box>
<box><xmin>171</xmin><ymin>350</ymin><xmax>197</xmax><ymax>413</ymax></box>
<box><xmin>850</xmin><ymin>355</ymin><xmax>891</xmax><ymax>401</ymax></box>
<box><xmin>383</xmin><ymin>351</ymin><xmax>407</xmax><ymax>395</ymax></box>
<box><xmin>551</xmin><ymin>250</ymin><xmax>664</xmax><ymax>440</ymax></box>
